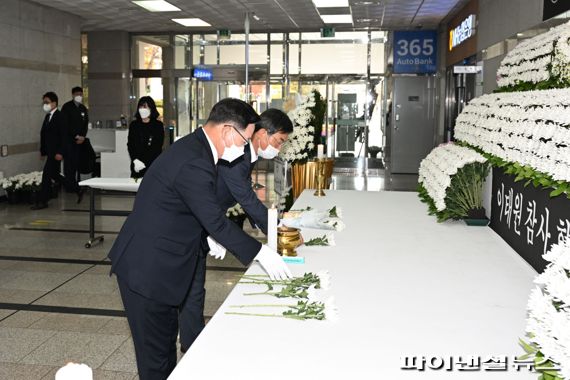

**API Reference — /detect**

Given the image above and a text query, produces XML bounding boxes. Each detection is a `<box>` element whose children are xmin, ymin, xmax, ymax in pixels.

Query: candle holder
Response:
<box><xmin>313</xmin><ymin>158</ymin><xmax>327</xmax><ymax>197</ymax></box>
<box><xmin>277</xmin><ymin>226</ymin><xmax>303</xmax><ymax>257</ymax></box>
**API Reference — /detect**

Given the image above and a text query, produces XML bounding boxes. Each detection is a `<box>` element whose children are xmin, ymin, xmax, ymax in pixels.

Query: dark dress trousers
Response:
<box><xmin>38</xmin><ymin>110</ymin><xmax>78</xmax><ymax>203</ymax></box>
<box><xmin>179</xmin><ymin>144</ymin><xmax>270</xmax><ymax>351</ymax></box>
<box><xmin>61</xmin><ymin>100</ymin><xmax>88</xmax><ymax>182</ymax></box>
<box><xmin>127</xmin><ymin>119</ymin><xmax>164</xmax><ymax>178</ymax></box>
<box><xmin>108</xmin><ymin>128</ymin><xmax>261</xmax><ymax>380</ymax></box>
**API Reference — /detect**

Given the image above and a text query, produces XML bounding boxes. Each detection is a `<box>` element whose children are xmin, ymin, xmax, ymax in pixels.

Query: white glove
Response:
<box><xmin>254</xmin><ymin>245</ymin><xmax>292</xmax><ymax>281</ymax></box>
<box><xmin>207</xmin><ymin>236</ymin><xmax>226</xmax><ymax>260</ymax></box>
<box><xmin>133</xmin><ymin>159</ymin><xmax>146</xmax><ymax>172</ymax></box>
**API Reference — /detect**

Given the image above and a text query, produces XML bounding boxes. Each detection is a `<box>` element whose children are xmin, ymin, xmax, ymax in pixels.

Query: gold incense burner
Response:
<box><xmin>277</xmin><ymin>226</ymin><xmax>302</xmax><ymax>257</ymax></box>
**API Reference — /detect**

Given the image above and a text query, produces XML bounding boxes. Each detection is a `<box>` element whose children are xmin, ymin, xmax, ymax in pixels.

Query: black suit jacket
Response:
<box><xmin>108</xmin><ymin>128</ymin><xmax>262</xmax><ymax>305</ymax></box>
<box><xmin>217</xmin><ymin>145</ymin><xmax>269</xmax><ymax>234</ymax></box>
<box><xmin>61</xmin><ymin>100</ymin><xmax>88</xmax><ymax>141</ymax></box>
<box><xmin>40</xmin><ymin>110</ymin><xmax>66</xmax><ymax>157</ymax></box>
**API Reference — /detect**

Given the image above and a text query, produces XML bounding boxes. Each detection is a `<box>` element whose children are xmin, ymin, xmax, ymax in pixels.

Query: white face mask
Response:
<box><xmin>74</xmin><ymin>95</ymin><xmax>83</xmax><ymax>104</ymax></box>
<box><xmin>221</xmin><ymin>129</ymin><xmax>245</xmax><ymax>163</ymax></box>
<box><xmin>43</xmin><ymin>104</ymin><xmax>52</xmax><ymax>113</ymax></box>
<box><xmin>139</xmin><ymin>108</ymin><xmax>151</xmax><ymax>119</ymax></box>
<box><xmin>257</xmin><ymin>134</ymin><xmax>280</xmax><ymax>159</ymax></box>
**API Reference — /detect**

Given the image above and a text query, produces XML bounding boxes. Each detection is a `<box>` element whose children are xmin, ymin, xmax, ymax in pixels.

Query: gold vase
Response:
<box><xmin>277</xmin><ymin>226</ymin><xmax>303</xmax><ymax>257</ymax></box>
<box><xmin>291</xmin><ymin>158</ymin><xmax>334</xmax><ymax>199</ymax></box>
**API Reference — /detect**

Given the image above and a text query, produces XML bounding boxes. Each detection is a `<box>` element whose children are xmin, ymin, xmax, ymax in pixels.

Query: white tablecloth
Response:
<box><xmin>170</xmin><ymin>190</ymin><xmax>538</xmax><ymax>379</ymax></box>
<box><xmin>79</xmin><ymin>177</ymin><xmax>140</xmax><ymax>192</ymax></box>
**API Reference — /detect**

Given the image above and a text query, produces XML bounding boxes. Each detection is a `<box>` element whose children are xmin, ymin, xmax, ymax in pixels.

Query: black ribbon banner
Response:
<box><xmin>490</xmin><ymin>167</ymin><xmax>570</xmax><ymax>272</ymax></box>
<box><xmin>543</xmin><ymin>0</ymin><xmax>570</xmax><ymax>21</ymax></box>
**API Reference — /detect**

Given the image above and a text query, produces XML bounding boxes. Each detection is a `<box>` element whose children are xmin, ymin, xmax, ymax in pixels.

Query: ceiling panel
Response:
<box><xmin>27</xmin><ymin>0</ymin><xmax>470</xmax><ymax>32</ymax></box>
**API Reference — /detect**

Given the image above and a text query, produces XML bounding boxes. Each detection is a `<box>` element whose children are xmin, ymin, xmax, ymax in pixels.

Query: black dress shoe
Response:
<box><xmin>77</xmin><ymin>188</ymin><xmax>84</xmax><ymax>204</ymax></box>
<box><xmin>30</xmin><ymin>202</ymin><xmax>48</xmax><ymax>210</ymax></box>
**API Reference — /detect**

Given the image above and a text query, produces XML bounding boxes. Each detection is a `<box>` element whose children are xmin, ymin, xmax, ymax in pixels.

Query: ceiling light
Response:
<box><xmin>132</xmin><ymin>1</ymin><xmax>180</xmax><ymax>12</ymax></box>
<box><xmin>313</xmin><ymin>0</ymin><xmax>349</xmax><ymax>7</ymax></box>
<box><xmin>172</xmin><ymin>18</ymin><xmax>211</xmax><ymax>27</ymax></box>
<box><xmin>320</xmin><ymin>14</ymin><xmax>353</xmax><ymax>24</ymax></box>
<box><xmin>252</xmin><ymin>13</ymin><xmax>261</xmax><ymax>21</ymax></box>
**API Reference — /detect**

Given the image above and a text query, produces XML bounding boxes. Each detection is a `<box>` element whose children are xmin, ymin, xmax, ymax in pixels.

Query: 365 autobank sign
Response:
<box><xmin>393</xmin><ymin>31</ymin><xmax>437</xmax><ymax>74</ymax></box>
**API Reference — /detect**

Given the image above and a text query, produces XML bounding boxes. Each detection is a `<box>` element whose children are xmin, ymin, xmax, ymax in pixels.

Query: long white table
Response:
<box><xmin>79</xmin><ymin>178</ymin><xmax>140</xmax><ymax>248</ymax></box>
<box><xmin>170</xmin><ymin>190</ymin><xmax>538</xmax><ymax>379</ymax></box>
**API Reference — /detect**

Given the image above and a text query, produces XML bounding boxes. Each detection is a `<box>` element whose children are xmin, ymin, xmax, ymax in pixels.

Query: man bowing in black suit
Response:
<box><xmin>178</xmin><ymin>108</ymin><xmax>294</xmax><ymax>353</ymax></box>
<box><xmin>108</xmin><ymin>98</ymin><xmax>291</xmax><ymax>380</ymax></box>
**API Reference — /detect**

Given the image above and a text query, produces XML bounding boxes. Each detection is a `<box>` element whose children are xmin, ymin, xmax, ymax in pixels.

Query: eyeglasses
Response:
<box><xmin>225</xmin><ymin>124</ymin><xmax>249</xmax><ymax>144</ymax></box>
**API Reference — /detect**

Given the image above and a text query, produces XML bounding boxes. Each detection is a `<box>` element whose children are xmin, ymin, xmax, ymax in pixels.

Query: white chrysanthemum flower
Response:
<box><xmin>324</xmin><ymin>296</ymin><xmax>339</xmax><ymax>322</ymax></box>
<box><xmin>317</xmin><ymin>270</ymin><xmax>331</xmax><ymax>290</ymax></box>
<box><xmin>307</xmin><ymin>284</ymin><xmax>322</xmax><ymax>303</ymax></box>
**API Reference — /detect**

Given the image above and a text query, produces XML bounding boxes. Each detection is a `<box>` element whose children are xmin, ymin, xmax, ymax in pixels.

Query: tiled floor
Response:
<box><xmin>0</xmin><ymin>170</ymin><xmax>387</xmax><ymax>379</ymax></box>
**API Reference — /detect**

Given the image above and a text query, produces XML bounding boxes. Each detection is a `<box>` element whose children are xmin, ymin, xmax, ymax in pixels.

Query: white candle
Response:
<box><xmin>268</xmin><ymin>204</ymin><xmax>278</xmax><ymax>250</ymax></box>
<box><xmin>317</xmin><ymin>144</ymin><xmax>324</xmax><ymax>159</ymax></box>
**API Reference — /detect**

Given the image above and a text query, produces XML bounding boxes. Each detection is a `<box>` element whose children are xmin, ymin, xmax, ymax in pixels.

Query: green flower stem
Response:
<box><xmin>225</xmin><ymin>312</ymin><xmax>305</xmax><ymax>320</ymax></box>
<box><xmin>229</xmin><ymin>304</ymin><xmax>294</xmax><ymax>308</ymax></box>
<box><xmin>243</xmin><ymin>291</ymin><xmax>280</xmax><ymax>296</ymax></box>
<box><xmin>238</xmin><ymin>281</ymin><xmax>286</xmax><ymax>285</ymax></box>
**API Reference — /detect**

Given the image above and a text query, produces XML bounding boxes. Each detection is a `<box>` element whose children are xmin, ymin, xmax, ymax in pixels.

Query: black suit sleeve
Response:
<box><xmin>127</xmin><ymin>122</ymin><xmax>139</xmax><ymax>161</ymax></box>
<box><xmin>151</xmin><ymin>123</ymin><xmax>164</xmax><ymax>158</ymax></box>
<box><xmin>174</xmin><ymin>158</ymin><xmax>262</xmax><ymax>265</ymax></box>
<box><xmin>218</xmin><ymin>160</ymin><xmax>269</xmax><ymax>234</ymax></box>
<box><xmin>80</xmin><ymin>106</ymin><xmax>89</xmax><ymax>137</ymax></box>
<box><xmin>55</xmin><ymin>112</ymin><xmax>66</xmax><ymax>156</ymax></box>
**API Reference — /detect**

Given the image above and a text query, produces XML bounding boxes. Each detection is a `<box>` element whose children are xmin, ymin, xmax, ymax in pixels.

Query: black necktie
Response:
<box><xmin>42</xmin><ymin>114</ymin><xmax>50</xmax><ymax>129</ymax></box>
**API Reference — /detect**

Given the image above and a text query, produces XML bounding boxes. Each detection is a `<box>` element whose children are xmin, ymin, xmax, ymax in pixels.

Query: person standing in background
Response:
<box><xmin>61</xmin><ymin>86</ymin><xmax>89</xmax><ymax>185</ymax></box>
<box><xmin>33</xmin><ymin>92</ymin><xmax>81</xmax><ymax>210</ymax></box>
<box><xmin>127</xmin><ymin>96</ymin><xmax>164</xmax><ymax>178</ymax></box>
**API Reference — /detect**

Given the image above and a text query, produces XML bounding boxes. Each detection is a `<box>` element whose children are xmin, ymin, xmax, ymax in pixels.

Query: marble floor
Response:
<box><xmin>0</xmin><ymin>170</ymin><xmax>391</xmax><ymax>379</ymax></box>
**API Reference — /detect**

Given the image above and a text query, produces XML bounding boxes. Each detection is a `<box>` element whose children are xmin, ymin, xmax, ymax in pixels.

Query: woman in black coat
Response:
<box><xmin>128</xmin><ymin>96</ymin><xmax>164</xmax><ymax>178</ymax></box>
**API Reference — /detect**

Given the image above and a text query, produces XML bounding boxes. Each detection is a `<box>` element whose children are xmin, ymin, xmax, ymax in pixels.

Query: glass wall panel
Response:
<box><xmin>204</xmin><ymin>45</ymin><xmax>217</xmax><ymax>65</ymax></box>
<box><xmin>301</xmin><ymin>43</ymin><xmax>367</xmax><ymax>74</ymax></box>
<box><xmin>370</xmin><ymin>43</ymin><xmax>384</xmax><ymax>74</ymax></box>
<box><xmin>174</xmin><ymin>35</ymin><xmax>190</xmax><ymax>69</ymax></box>
<box><xmin>132</xmin><ymin>36</ymin><xmax>165</xmax><ymax>69</ymax></box>
<box><xmin>270</xmin><ymin>44</ymin><xmax>283</xmax><ymax>75</ymax></box>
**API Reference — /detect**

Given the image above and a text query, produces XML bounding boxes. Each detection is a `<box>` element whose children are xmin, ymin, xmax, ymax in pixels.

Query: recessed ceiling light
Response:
<box><xmin>320</xmin><ymin>14</ymin><xmax>353</xmax><ymax>24</ymax></box>
<box><xmin>172</xmin><ymin>18</ymin><xmax>211</xmax><ymax>27</ymax></box>
<box><xmin>132</xmin><ymin>1</ymin><xmax>180</xmax><ymax>12</ymax></box>
<box><xmin>313</xmin><ymin>0</ymin><xmax>349</xmax><ymax>7</ymax></box>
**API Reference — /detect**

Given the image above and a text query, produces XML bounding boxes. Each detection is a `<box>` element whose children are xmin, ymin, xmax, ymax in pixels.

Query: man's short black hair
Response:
<box><xmin>255</xmin><ymin>108</ymin><xmax>293</xmax><ymax>135</ymax></box>
<box><xmin>206</xmin><ymin>98</ymin><xmax>260</xmax><ymax>130</ymax></box>
<box><xmin>43</xmin><ymin>92</ymin><xmax>58</xmax><ymax>105</ymax></box>
<box><xmin>72</xmin><ymin>86</ymin><xmax>83</xmax><ymax>94</ymax></box>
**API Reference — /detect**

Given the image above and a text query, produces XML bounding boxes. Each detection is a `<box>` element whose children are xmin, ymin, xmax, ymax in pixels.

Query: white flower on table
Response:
<box><xmin>317</xmin><ymin>270</ymin><xmax>332</xmax><ymax>290</ymax></box>
<box><xmin>322</xmin><ymin>218</ymin><xmax>345</xmax><ymax>232</ymax></box>
<box><xmin>324</xmin><ymin>296</ymin><xmax>339</xmax><ymax>322</ymax></box>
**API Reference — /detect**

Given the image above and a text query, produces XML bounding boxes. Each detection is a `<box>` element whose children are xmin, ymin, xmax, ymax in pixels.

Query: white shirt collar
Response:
<box><xmin>48</xmin><ymin>107</ymin><xmax>57</xmax><ymax>120</ymax></box>
<box><xmin>249</xmin><ymin>142</ymin><xmax>258</xmax><ymax>163</ymax></box>
<box><xmin>202</xmin><ymin>128</ymin><xmax>218</xmax><ymax>164</ymax></box>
